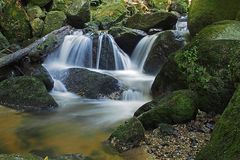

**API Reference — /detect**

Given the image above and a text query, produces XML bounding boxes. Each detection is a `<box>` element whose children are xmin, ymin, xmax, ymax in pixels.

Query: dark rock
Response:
<box><xmin>108</xmin><ymin>26</ymin><xmax>147</xmax><ymax>55</ymax></box>
<box><xmin>125</xmin><ymin>11</ymin><xmax>178</xmax><ymax>32</ymax></box>
<box><xmin>144</xmin><ymin>30</ymin><xmax>185</xmax><ymax>75</ymax></box>
<box><xmin>55</xmin><ymin>68</ymin><xmax>123</xmax><ymax>99</ymax></box>
<box><xmin>153</xmin><ymin>123</ymin><xmax>175</xmax><ymax>136</ymax></box>
<box><xmin>188</xmin><ymin>0</ymin><xmax>240</xmax><ymax>36</ymax></box>
<box><xmin>196</xmin><ymin>86</ymin><xmax>240</xmax><ymax>160</ymax></box>
<box><xmin>0</xmin><ymin>76</ymin><xmax>58</xmax><ymax>112</ymax></box>
<box><xmin>137</xmin><ymin>90</ymin><xmax>197</xmax><ymax>130</ymax></box>
<box><xmin>108</xmin><ymin>117</ymin><xmax>145</xmax><ymax>153</ymax></box>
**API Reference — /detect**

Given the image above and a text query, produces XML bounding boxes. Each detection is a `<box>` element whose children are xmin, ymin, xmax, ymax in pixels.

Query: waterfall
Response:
<box><xmin>46</xmin><ymin>31</ymin><xmax>131</xmax><ymax>70</ymax></box>
<box><xmin>131</xmin><ymin>34</ymin><xmax>159</xmax><ymax>72</ymax></box>
<box><xmin>176</xmin><ymin>16</ymin><xmax>188</xmax><ymax>32</ymax></box>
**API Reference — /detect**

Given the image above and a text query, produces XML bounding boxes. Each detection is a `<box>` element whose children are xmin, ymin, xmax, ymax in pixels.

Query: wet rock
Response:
<box><xmin>56</xmin><ymin>68</ymin><xmax>124</xmax><ymax>99</ymax></box>
<box><xmin>0</xmin><ymin>76</ymin><xmax>58</xmax><ymax>112</ymax></box>
<box><xmin>137</xmin><ymin>90</ymin><xmax>197</xmax><ymax>130</ymax></box>
<box><xmin>108</xmin><ymin>26</ymin><xmax>147</xmax><ymax>55</ymax></box>
<box><xmin>125</xmin><ymin>11</ymin><xmax>178</xmax><ymax>32</ymax></box>
<box><xmin>108</xmin><ymin>117</ymin><xmax>145</xmax><ymax>152</ymax></box>
<box><xmin>144</xmin><ymin>30</ymin><xmax>185</xmax><ymax>75</ymax></box>
<box><xmin>43</xmin><ymin>11</ymin><xmax>67</xmax><ymax>35</ymax></box>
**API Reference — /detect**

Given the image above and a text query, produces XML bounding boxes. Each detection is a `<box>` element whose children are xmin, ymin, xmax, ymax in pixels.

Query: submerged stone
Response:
<box><xmin>0</xmin><ymin>76</ymin><xmax>58</xmax><ymax>112</ymax></box>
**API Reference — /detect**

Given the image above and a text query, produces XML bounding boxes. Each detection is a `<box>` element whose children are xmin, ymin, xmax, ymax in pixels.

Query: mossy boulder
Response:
<box><xmin>52</xmin><ymin>0</ymin><xmax>90</xmax><ymax>28</ymax></box>
<box><xmin>125</xmin><ymin>11</ymin><xmax>178</xmax><ymax>32</ymax></box>
<box><xmin>108</xmin><ymin>26</ymin><xmax>147</xmax><ymax>55</ymax></box>
<box><xmin>143</xmin><ymin>30</ymin><xmax>185</xmax><ymax>75</ymax></box>
<box><xmin>0</xmin><ymin>1</ymin><xmax>31</xmax><ymax>42</ymax></box>
<box><xmin>92</xmin><ymin>0</ymin><xmax>127</xmax><ymax>29</ymax></box>
<box><xmin>152</xmin><ymin>20</ymin><xmax>240</xmax><ymax>113</ymax></box>
<box><xmin>26</xmin><ymin>5</ymin><xmax>45</xmax><ymax>20</ymax></box>
<box><xmin>196</xmin><ymin>86</ymin><xmax>240</xmax><ymax>160</ymax></box>
<box><xmin>43</xmin><ymin>11</ymin><xmax>67</xmax><ymax>35</ymax></box>
<box><xmin>108</xmin><ymin>117</ymin><xmax>145</xmax><ymax>152</ymax></box>
<box><xmin>0</xmin><ymin>76</ymin><xmax>58</xmax><ymax>112</ymax></box>
<box><xmin>188</xmin><ymin>0</ymin><xmax>240</xmax><ymax>36</ymax></box>
<box><xmin>28</xmin><ymin>0</ymin><xmax>52</xmax><ymax>7</ymax></box>
<box><xmin>148</xmin><ymin>0</ymin><xmax>169</xmax><ymax>11</ymax></box>
<box><xmin>0</xmin><ymin>32</ymin><xmax>10</xmax><ymax>51</ymax></box>
<box><xmin>30</xmin><ymin>18</ymin><xmax>44</xmax><ymax>37</ymax></box>
<box><xmin>169</xmin><ymin>0</ymin><xmax>189</xmax><ymax>14</ymax></box>
<box><xmin>136</xmin><ymin>90</ymin><xmax>197</xmax><ymax>129</ymax></box>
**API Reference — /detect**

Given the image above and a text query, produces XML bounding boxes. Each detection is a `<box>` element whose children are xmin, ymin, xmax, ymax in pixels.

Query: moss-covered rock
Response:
<box><xmin>92</xmin><ymin>0</ymin><xmax>127</xmax><ymax>29</ymax></box>
<box><xmin>108</xmin><ymin>117</ymin><xmax>145</xmax><ymax>152</ymax></box>
<box><xmin>28</xmin><ymin>0</ymin><xmax>52</xmax><ymax>7</ymax></box>
<box><xmin>30</xmin><ymin>18</ymin><xmax>44</xmax><ymax>37</ymax></box>
<box><xmin>169</xmin><ymin>0</ymin><xmax>188</xmax><ymax>14</ymax></box>
<box><xmin>0</xmin><ymin>1</ymin><xmax>31</xmax><ymax>42</ymax></box>
<box><xmin>43</xmin><ymin>11</ymin><xmax>67</xmax><ymax>35</ymax></box>
<box><xmin>125</xmin><ymin>11</ymin><xmax>177</xmax><ymax>32</ymax></box>
<box><xmin>188</xmin><ymin>0</ymin><xmax>240</xmax><ymax>36</ymax></box>
<box><xmin>152</xmin><ymin>20</ymin><xmax>240</xmax><ymax>113</ymax></box>
<box><xmin>26</xmin><ymin>5</ymin><xmax>45</xmax><ymax>20</ymax></box>
<box><xmin>137</xmin><ymin>90</ymin><xmax>197</xmax><ymax>129</ymax></box>
<box><xmin>0</xmin><ymin>76</ymin><xmax>58</xmax><ymax>112</ymax></box>
<box><xmin>52</xmin><ymin>0</ymin><xmax>90</xmax><ymax>28</ymax></box>
<box><xmin>148</xmin><ymin>0</ymin><xmax>169</xmax><ymax>11</ymax></box>
<box><xmin>0</xmin><ymin>32</ymin><xmax>10</xmax><ymax>51</ymax></box>
<box><xmin>196</xmin><ymin>86</ymin><xmax>240</xmax><ymax>160</ymax></box>
<box><xmin>108</xmin><ymin>26</ymin><xmax>147</xmax><ymax>55</ymax></box>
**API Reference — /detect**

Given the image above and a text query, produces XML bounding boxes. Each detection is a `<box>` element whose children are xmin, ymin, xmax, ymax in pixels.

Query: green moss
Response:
<box><xmin>108</xmin><ymin>117</ymin><xmax>145</xmax><ymax>152</ymax></box>
<box><xmin>0</xmin><ymin>1</ymin><xmax>31</xmax><ymax>42</ymax></box>
<box><xmin>148</xmin><ymin>0</ymin><xmax>169</xmax><ymax>11</ymax></box>
<box><xmin>28</xmin><ymin>0</ymin><xmax>51</xmax><ymax>7</ymax></box>
<box><xmin>0</xmin><ymin>32</ymin><xmax>10</xmax><ymax>50</ymax></box>
<box><xmin>26</xmin><ymin>5</ymin><xmax>45</xmax><ymax>20</ymax></box>
<box><xmin>43</xmin><ymin>11</ymin><xmax>66</xmax><ymax>35</ymax></box>
<box><xmin>188</xmin><ymin>0</ymin><xmax>240</xmax><ymax>35</ymax></box>
<box><xmin>137</xmin><ymin>90</ymin><xmax>197</xmax><ymax>129</ymax></box>
<box><xmin>30</xmin><ymin>18</ymin><xmax>44</xmax><ymax>37</ymax></box>
<box><xmin>0</xmin><ymin>76</ymin><xmax>58</xmax><ymax>112</ymax></box>
<box><xmin>0</xmin><ymin>154</ymin><xmax>40</xmax><ymax>160</ymax></box>
<box><xmin>196</xmin><ymin>86</ymin><xmax>240</xmax><ymax>160</ymax></box>
<box><xmin>124</xmin><ymin>11</ymin><xmax>177</xmax><ymax>31</ymax></box>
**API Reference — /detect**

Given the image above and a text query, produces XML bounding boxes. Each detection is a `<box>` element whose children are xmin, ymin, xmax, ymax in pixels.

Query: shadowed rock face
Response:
<box><xmin>54</xmin><ymin>68</ymin><xmax>124</xmax><ymax>99</ymax></box>
<box><xmin>0</xmin><ymin>76</ymin><xmax>58</xmax><ymax>112</ymax></box>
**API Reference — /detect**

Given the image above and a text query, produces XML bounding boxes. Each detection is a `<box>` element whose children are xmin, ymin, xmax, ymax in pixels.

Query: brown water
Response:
<box><xmin>0</xmin><ymin>95</ymin><xmax>150</xmax><ymax>160</ymax></box>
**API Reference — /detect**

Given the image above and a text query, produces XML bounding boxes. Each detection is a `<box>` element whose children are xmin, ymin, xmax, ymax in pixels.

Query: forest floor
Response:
<box><xmin>140</xmin><ymin>111</ymin><xmax>219</xmax><ymax>160</ymax></box>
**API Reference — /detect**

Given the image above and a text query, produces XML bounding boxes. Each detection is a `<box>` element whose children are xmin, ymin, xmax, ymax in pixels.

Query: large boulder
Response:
<box><xmin>30</xmin><ymin>18</ymin><xmax>44</xmax><ymax>37</ymax></box>
<box><xmin>143</xmin><ymin>30</ymin><xmax>185</xmax><ymax>75</ymax></box>
<box><xmin>28</xmin><ymin>0</ymin><xmax>52</xmax><ymax>7</ymax></box>
<box><xmin>108</xmin><ymin>26</ymin><xmax>147</xmax><ymax>55</ymax></box>
<box><xmin>196</xmin><ymin>86</ymin><xmax>240</xmax><ymax>160</ymax></box>
<box><xmin>55</xmin><ymin>68</ymin><xmax>124</xmax><ymax>99</ymax></box>
<box><xmin>0</xmin><ymin>76</ymin><xmax>58</xmax><ymax>112</ymax></box>
<box><xmin>152</xmin><ymin>20</ymin><xmax>240</xmax><ymax>113</ymax></box>
<box><xmin>52</xmin><ymin>0</ymin><xmax>90</xmax><ymax>28</ymax></box>
<box><xmin>0</xmin><ymin>32</ymin><xmax>10</xmax><ymax>51</ymax></box>
<box><xmin>188</xmin><ymin>0</ymin><xmax>240</xmax><ymax>36</ymax></box>
<box><xmin>0</xmin><ymin>1</ymin><xmax>31</xmax><ymax>42</ymax></box>
<box><xmin>136</xmin><ymin>90</ymin><xmax>197</xmax><ymax>130</ymax></box>
<box><xmin>43</xmin><ymin>11</ymin><xmax>67</xmax><ymax>35</ymax></box>
<box><xmin>125</xmin><ymin>11</ymin><xmax>178</xmax><ymax>32</ymax></box>
<box><xmin>92</xmin><ymin>1</ymin><xmax>127</xmax><ymax>29</ymax></box>
<box><xmin>108</xmin><ymin>117</ymin><xmax>145</xmax><ymax>152</ymax></box>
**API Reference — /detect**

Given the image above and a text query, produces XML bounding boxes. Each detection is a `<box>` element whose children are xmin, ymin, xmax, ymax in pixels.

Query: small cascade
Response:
<box><xmin>131</xmin><ymin>34</ymin><xmax>159</xmax><ymax>72</ymax></box>
<box><xmin>176</xmin><ymin>16</ymin><xmax>188</xmax><ymax>32</ymax></box>
<box><xmin>45</xmin><ymin>31</ymin><xmax>131</xmax><ymax>70</ymax></box>
<box><xmin>121</xmin><ymin>90</ymin><xmax>145</xmax><ymax>101</ymax></box>
<box><xmin>53</xmin><ymin>79</ymin><xmax>67</xmax><ymax>92</ymax></box>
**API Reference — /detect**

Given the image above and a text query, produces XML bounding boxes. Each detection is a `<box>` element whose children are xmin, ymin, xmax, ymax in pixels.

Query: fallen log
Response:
<box><xmin>0</xmin><ymin>25</ymin><xmax>73</xmax><ymax>68</ymax></box>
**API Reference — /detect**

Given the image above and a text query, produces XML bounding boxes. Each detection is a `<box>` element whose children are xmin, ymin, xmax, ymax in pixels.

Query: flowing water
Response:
<box><xmin>0</xmin><ymin>18</ymin><xmax>188</xmax><ymax>159</ymax></box>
